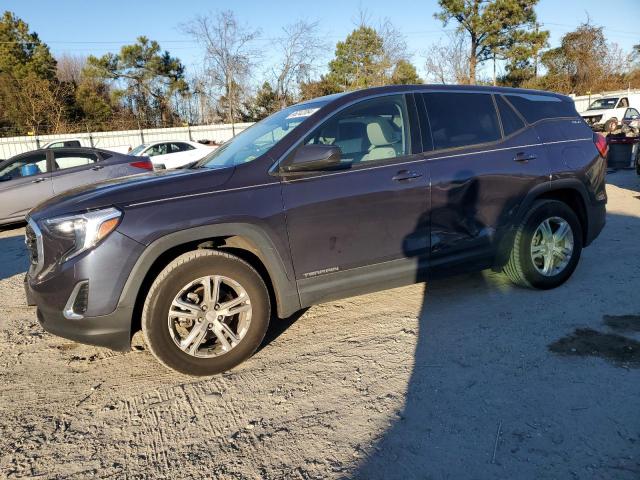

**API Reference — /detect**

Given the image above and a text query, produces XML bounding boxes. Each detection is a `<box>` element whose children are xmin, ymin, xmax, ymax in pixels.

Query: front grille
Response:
<box><xmin>25</xmin><ymin>223</ymin><xmax>38</xmax><ymax>266</ymax></box>
<box><xmin>583</xmin><ymin>115</ymin><xmax>602</xmax><ymax>126</ymax></box>
<box><xmin>25</xmin><ymin>219</ymin><xmax>44</xmax><ymax>275</ymax></box>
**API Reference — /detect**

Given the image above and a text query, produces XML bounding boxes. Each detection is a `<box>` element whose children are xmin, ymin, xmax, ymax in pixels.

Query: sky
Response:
<box><xmin>3</xmin><ymin>0</ymin><xmax>639</xmax><ymax>81</ymax></box>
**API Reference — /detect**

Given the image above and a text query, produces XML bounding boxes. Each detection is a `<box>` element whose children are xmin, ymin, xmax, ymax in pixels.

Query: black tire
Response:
<box><xmin>503</xmin><ymin>200</ymin><xmax>583</xmax><ymax>289</ymax></box>
<box><xmin>142</xmin><ymin>249</ymin><xmax>270</xmax><ymax>376</ymax></box>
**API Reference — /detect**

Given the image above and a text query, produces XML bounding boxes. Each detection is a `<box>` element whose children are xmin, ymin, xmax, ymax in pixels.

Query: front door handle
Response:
<box><xmin>91</xmin><ymin>165</ymin><xmax>104</xmax><ymax>171</ymax></box>
<box><xmin>31</xmin><ymin>177</ymin><xmax>47</xmax><ymax>183</ymax></box>
<box><xmin>513</xmin><ymin>152</ymin><xmax>537</xmax><ymax>163</ymax></box>
<box><xmin>392</xmin><ymin>170</ymin><xmax>423</xmax><ymax>182</ymax></box>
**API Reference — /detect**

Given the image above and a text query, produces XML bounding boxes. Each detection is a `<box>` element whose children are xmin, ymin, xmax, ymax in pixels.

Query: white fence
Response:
<box><xmin>0</xmin><ymin>122</ymin><xmax>253</xmax><ymax>160</ymax></box>
<box><xmin>571</xmin><ymin>89</ymin><xmax>640</xmax><ymax>113</ymax></box>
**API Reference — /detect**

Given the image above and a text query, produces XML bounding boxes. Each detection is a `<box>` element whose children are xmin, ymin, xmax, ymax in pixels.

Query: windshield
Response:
<box><xmin>195</xmin><ymin>101</ymin><xmax>327</xmax><ymax>170</ymax></box>
<box><xmin>129</xmin><ymin>144</ymin><xmax>148</xmax><ymax>156</ymax></box>
<box><xmin>588</xmin><ymin>98</ymin><xmax>619</xmax><ymax>110</ymax></box>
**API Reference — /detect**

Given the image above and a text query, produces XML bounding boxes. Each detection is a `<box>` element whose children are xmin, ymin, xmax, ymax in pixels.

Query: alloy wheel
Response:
<box><xmin>167</xmin><ymin>275</ymin><xmax>252</xmax><ymax>358</ymax></box>
<box><xmin>530</xmin><ymin>216</ymin><xmax>574</xmax><ymax>277</ymax></box>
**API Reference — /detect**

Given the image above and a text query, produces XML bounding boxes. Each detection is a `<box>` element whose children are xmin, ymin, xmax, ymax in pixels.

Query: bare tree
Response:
<box><xmin>15</xmin><ymin>72</ymin><xmax>72</xmax><ymax>133</ymax></box>
<box><xmin>56</xmin><ymin>54</ymin><xmax>87</xmax><ymax>84</ymax></box>
<box><xmin>378</xmin><ymin>18</ymin><xmax>409</xmax><ymax>69</ymax></box>
<box><xmin>183</xmin><ymin>11</ymin><xmax>260</xmax><ymax>131</ymax></box>
<box><xmin>424</xmin><ymin>32</ymin><xmax>470</xmax><ymax>84</ymax></box>
<box><xmin>603</xmin><ymin>42</ymin><xmax>628</xmax><ymax>78</ymax></box>
<box><xmin>271</xmin><ymin>20</ymin><xmax>325</xmax><ymax>108</ymax></box>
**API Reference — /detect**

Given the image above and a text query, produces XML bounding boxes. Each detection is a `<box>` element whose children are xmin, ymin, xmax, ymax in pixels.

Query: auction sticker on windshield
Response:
<box><xmin>286</xmin><ymin>108</ymin><xmax>320</xmax><ymax>119</ymax></box>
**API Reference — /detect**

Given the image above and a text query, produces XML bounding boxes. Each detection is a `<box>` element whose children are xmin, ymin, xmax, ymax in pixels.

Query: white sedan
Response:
<box><xmin>129</xmin><ymin>141</ymin><xmax>216</xmax><ymax>169</ymax></box>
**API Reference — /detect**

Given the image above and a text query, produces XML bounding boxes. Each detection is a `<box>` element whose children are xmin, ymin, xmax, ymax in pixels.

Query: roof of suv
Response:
<box><xmin>298</xmin><ymin>84</ymin><xmax>572</xmax><ymax>108</ymax></box>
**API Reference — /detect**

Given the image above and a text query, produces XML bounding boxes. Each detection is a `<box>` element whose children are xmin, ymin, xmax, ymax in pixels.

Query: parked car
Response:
<box><xmin>0</xmin><ymin>147</ymin><xmax>152</xmax><ymax>225</ymax></box>
<box><xmin>25</xmin><ymin>85</ymin><xmax>607</xmax><ymax>376</ymax></box>
<box><xmin>580</xmin><ymin>95</ymin><xmax>640</xmax><ymax>132</ymax></box>
<box><xmin>40</xmin><ymin>139</ymin><xmax>83</xmax><ymax>149</ymax></box>
<box><xmin>129</xmin><ymin>140</ymin><xmax>215</xmax><ymax>169</ymax></box>
<box><xmin>621</xmin><ymin>107</ymin><xmax>640</xmax><ymax>130</ymax></box>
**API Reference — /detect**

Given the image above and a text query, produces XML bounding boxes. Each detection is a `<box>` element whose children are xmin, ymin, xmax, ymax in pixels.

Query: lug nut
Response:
<box><xmin>218</xmin><ymin>315</ymin><xmax>223</xmax><ymax>320</ymax></box>
<box><xmin>214</xmin><ymin>304</ymin><xmax>220</xmax><ymax>310</ymax></box>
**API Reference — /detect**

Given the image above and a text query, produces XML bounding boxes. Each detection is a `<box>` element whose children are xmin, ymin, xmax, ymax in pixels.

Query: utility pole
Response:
<box><xmin>493</xmin><ymin>51</ymin><xmax>497</xmax><ymax>86</ymax></box>
<box><xmin>534</xmin><ymin>23</ymin><xmax>539</xmax><ymax>78</ymax></box>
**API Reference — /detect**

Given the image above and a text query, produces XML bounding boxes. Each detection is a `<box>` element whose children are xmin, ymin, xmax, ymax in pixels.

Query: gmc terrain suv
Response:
<box><xmin>25</xmin><ymin>85</ymin><xmax>607</xmax><ymax>376</ymax></box>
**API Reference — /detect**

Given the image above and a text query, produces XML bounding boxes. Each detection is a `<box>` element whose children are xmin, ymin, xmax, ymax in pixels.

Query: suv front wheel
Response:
<box><xmin>503</xmin><ymin>200</ymin><xmax>583</xmax><ymax>289</ymax></box>
<box><xmin>142</xmin><ymin>250</ymin><xmax>270</xmax><ymax>375</ymax></box>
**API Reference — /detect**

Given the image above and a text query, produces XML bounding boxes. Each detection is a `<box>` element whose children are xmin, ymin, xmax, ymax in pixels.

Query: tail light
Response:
<box><xmin>129</xmin><ymin>158</ymin><xmax>154</xmax><ymax>171</ymax></box>
<box><xmin>593</xmin><ymin>133</ymin><xmax>608</xmax><ymax>158</ymax></box>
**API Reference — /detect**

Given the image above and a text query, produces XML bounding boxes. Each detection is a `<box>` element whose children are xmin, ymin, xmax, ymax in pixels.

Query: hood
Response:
<box><xmin>580</xmin><ymin>109</ymin><xmax>606</xmax><ymax>117</ymax></box>
<box><xmin>29</xmin><ymin>166</ymin><xmax>235</xmax><ymax>221</ymax></box>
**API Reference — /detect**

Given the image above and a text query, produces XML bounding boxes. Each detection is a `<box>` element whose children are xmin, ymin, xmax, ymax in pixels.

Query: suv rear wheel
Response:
<box><xmin>142</xmin><ymin>250</ymin><xmax>270</xmax><ymax>375</ymax></box>
<box><xmin>503</xmin><ymin>200</ymin><xmax>583</xmax><ymax>289</ymax></box>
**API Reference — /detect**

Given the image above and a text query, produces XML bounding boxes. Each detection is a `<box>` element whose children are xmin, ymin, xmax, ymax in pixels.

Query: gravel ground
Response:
<box><xmin>0</xmin><ymin>171</ymin><xmax>638</xmax><ymax>480</ymax></box>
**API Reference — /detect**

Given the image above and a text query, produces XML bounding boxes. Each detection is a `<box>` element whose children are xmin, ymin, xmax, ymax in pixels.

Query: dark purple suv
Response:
<box><xmin>25</xmin><ymin>85</ymin><xmax>607</xmax><ymax>375</ymax></box>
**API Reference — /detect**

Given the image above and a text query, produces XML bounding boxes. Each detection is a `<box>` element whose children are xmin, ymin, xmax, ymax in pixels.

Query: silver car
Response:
<box><xmin>0</xmin><ymin>147</ymin><xmax>153</xmax><ymax>225</ymax></box>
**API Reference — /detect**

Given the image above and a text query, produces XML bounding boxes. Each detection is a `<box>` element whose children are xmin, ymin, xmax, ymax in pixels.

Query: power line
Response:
<box><xmin>0</xmin><ymin>29</ymin><xmax>458</xmax><ymax>46</ymax></box>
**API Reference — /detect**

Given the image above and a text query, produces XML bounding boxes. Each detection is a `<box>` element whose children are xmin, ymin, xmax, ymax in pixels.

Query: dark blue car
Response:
<box><xmin>25</xmin><ymin>85</ymin><xmax>607</xmax><ymax>375</ymax></box>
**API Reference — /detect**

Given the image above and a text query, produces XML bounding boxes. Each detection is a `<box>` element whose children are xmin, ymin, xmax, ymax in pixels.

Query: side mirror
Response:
<box><xmin>281</xmin><ymin>144</ymin><xmax>344</xmax><ymax>174</ymax></box>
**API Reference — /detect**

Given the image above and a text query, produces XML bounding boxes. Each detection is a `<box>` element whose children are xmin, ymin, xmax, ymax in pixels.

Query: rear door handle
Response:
<box><xmin>513</xmin><ymin>152</ymin><xmax>537</xmax><ymax>163</ymax></box>
<box><xmin>392</xmin><ymin>170</ymin><xmax>423</xmax><ymax>182</ymax></box>
<box><xmin>31</xmin><ymin>177</ymin><xmax>47</xmax><ymax>183</ymax></box>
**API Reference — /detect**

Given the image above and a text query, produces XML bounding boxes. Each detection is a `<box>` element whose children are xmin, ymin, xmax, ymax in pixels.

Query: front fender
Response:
<box><xmin>115</xmin><ymin>223</ymin><xmax>301</xmax><ymax>320</ymax></box>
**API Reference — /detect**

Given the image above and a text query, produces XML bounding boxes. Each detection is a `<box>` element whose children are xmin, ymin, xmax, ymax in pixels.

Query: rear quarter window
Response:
<box><xmin>506</xmin><ymin>94</ymin><xmax>578</xmax><ymax>123</ymax></box>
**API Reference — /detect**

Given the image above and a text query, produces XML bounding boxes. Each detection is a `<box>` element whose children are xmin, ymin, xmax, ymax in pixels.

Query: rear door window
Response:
<box><xmin>496</xmin><ymin>95</ymin><xmax>526</xmax><ymax>136</ymax></box>
<box><xmin>54</xmin><ymin>151</ymin><xmax>98</xmax><ymax>170</ymax></box>
<box><xmin>422</xmin><ymin>92</ymin><xmax>501</xmax><ymax>150</ymax></box>
<box><xmin>173</xmin><ymin>142</ymin><xmax>195</xmax><ymax>152</ymax></box>
<box><xmin>505</xmin><ymin>94</ymin><xmax>578</xmax><ymax>123</ymax></box>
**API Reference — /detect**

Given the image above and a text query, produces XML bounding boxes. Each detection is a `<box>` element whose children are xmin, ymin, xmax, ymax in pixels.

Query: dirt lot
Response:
<box><xmin>0</xmin><ymin>171</ymin><xmax>639</xmax><ymax>479</ymax></box>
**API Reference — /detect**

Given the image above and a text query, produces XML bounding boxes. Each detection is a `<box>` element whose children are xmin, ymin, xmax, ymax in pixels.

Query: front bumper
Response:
<box><xmin>25</xmin><ymin>228</ymin><xmax>145</xmax><ymax>351</ymax></box>
<box><xmin>30</xmin><ymin>295</ymin><xmax>133</xmax><ymax>352</ymax></box>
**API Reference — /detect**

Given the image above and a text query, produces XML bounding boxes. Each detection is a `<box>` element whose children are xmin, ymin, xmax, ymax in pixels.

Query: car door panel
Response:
<box><xmin>420</xmin><ymin>92</ymin><xmax>550</xmax><ymax>263</ymax></box>
<box><xmin>428</xmin><ymin>128</ymin><xmax>548</xmax><ymax>258</ymax></box>
<box><xmin>281</xmin><ymin>94</ymin><xmax>429</xmax><ymax>290</ymax></box>
<box><xmin>0</xmin><ymin>152</ymin><xmax>53</xmax><ymax>222</ymax></box>
<box><xmin>51</xmin><ymin>150</ymin><xmax>107</xmax><ymax>194</ymax></box>
<box><xmin>283</xmin><ymin>160</ymin><xmax>428</xmax><ymax>275</ymax></box>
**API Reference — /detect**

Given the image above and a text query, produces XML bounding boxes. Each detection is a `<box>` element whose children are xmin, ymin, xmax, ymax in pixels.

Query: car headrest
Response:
<box><xmin>366</xmin><ymin>118</ymin><xmax>398</xmax><ymax>147</ymax></box>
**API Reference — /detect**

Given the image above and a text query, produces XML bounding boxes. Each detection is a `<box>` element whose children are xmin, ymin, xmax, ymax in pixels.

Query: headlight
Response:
<box><xmin>44</xmin><ymin>207</ymin><xmax>122</xmax><ymax>262</ymax></box>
